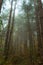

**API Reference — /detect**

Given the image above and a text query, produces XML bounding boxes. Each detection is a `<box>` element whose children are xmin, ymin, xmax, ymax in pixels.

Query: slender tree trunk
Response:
<box><xmin>7</xmin><ymin>1</ymin><xmax>17</xmax><ymax>57</ymax></box>
<box><xmin>0</xmin><ymin>0</ymin><xmax>3</xmax><ymax>13</ymax></box>
<box><xmin>4</xmin><ymin>0</ymin><xmax>13</xmax><ymax>61</ymax></box>
<box><xmin>37</xmin><ymin>0</ymin><xmax>43</xmax><ymax>64</ymax></box>
<box><xmin>34</xmin><ymin>0</ymin><xmax>43</xmax><ymax>65</ymax></box>
<box><xmin>26</xmin><ymin>13</ymin><xmax>34</xmax><ymax>65</ymax></box>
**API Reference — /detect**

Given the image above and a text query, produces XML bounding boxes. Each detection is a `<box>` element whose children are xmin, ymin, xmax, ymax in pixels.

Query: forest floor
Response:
<box><xmin>0</xmin><ymin>54</ymin><xmax>32</xmax><ymax>65</ymax></box>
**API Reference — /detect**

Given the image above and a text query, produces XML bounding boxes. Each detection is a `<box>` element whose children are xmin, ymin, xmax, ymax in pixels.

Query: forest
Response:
<box><xmin>0</xmin><ymin>0</ymin><xmax>43</xmax><ymax>65</ymax></box>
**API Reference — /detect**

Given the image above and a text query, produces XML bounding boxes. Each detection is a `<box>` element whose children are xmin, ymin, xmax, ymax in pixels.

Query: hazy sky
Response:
<box><xmin>1</xmin><ymin>0</ymin><xmax>43</xmax><ymax>16</ymax></box>
<box><xmin>1</xmin><ymin>0</ymin><xmax>23</xmax><ymax>16</ymax></box>
<box><xmin>1</xmin><ymin>0</ymin><xmax>43</xmax><ymax>28</ymax></box>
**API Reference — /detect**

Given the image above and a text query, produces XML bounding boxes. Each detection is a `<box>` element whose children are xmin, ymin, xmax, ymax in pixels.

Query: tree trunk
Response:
<box><xmin>0</xmin><ymin>0</ymin><xmax>3</xmax><ymax>12</ymax></box>
<box><xmin>7</xmin><ymin>1</ymin><xmax>17</xmax><ymax>58</ymax></box>
<box><xmin>37</xmin><ymin>0</ymin><xmax>43</xmax><ymax>64</ymax></box>
<box><xmin>4</xmin><ymin>0</ymin><xmax>13</xmax><ymax>61</ymax></box>
<box><xmin>26</xmin><ymin>13</ymin><xmax>34</xmax><ymax>65</ymax></box>
<box><xmin>34</xmin><ymin>0</ymin><xmax>43</xmax><ymax>65</ymax></box>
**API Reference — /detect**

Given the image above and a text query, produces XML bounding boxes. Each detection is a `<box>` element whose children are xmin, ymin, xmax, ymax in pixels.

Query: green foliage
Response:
<box><xmin>0</xmin><ymin>16</ymin><xmax>2</xmax><ymax>25</ymax></box>
<box><xmin>22</xmin><ymin>0</ymin><xmax>32</xmax><ymax>15</ymax></box>
<box><xmin>0</xmin><ymin>16</ymin><xmax>3</xmax><ymax>31</ymax></box>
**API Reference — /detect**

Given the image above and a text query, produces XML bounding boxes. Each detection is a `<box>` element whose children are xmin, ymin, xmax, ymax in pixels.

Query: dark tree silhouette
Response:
<box><xmin>4</xmin><ymin>0</ymin><xmax>13</xmax><ymax>61</ymax></box>
<box><xmin>34</xmin><ymin>0</ymin><xmax>43</xmax><ymax>64</ymax></box>
<box><xmin>0</xmin><ymin>0</ymin><xmax>3</xmax><ymax>12</ymax></box>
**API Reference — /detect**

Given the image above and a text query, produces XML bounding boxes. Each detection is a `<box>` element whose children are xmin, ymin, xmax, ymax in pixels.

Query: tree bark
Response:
<box><xmin>26</xmin><ymin>13</ymin><xmax>34</xmax><ymax>65</ymax></box>
<box><xmin>0</xmin><ymin>0</ymin><xmax>3</xmax><ymax>12</ymax></box>
<box><xmin>37</xmin><ymin>0</ymin><xmax>43</xmax><ymax>64</ymax></box>
<box><xmin>34</xmin><ymin>0</ymin><xmax>43</xmax><ymax>65</ymax></box>
<box><xmin>7</xmin><ymin>1</ymin><xmax>17</xmax><ymax>58</ymax></box>
<box><xmin>4</xmin><ymin>0</ymin><xmax>13</xmax><ymax>61</ymax></box>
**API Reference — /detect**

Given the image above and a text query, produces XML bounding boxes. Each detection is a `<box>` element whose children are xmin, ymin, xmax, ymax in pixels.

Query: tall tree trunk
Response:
<box><xmin>7</xmin><ymin>1</ymin><xmax>17</xmax><ymax>58</ymax></box>
<box><xmin>34</xmin><ymin>0</ymin><xmax>43</xmax><ymax>65</ymax></box>
<box><xmin>26</xmin><ymin>13</ymin><xmax>34</xmax><ymax>65</ymax></box>
<box><xmin>37</xmin><ymin>0</ymin><xmax>43</xmax><ymax>64</ymax></box>
<box><xmin>4</xmin><ymin>0</ymin><xmax>13</xmax><ymax>61</ymax></box>
<box><xmin>0</xmin><ymin>0</ymin><xmax>3</xmax><ymax>13</ymax></box>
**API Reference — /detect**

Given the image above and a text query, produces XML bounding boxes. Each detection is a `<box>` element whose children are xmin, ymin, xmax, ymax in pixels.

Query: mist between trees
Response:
<box><xmin>0</xmin><ymin>0</ymin><xmax>43</xmax><ymax>65</ymax></box>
